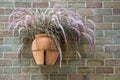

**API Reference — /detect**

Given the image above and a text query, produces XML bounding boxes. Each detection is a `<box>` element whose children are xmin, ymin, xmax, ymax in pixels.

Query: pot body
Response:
<box><xmin>32</xmin><ymin>34</ymin><xmax>59</xmax><ymax>65</ymax></box>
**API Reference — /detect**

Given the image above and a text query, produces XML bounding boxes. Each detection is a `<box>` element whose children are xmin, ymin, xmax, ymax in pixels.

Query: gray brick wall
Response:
<box><xmin>0</xmin><ymin>0</ymin><xmax>120</xmax><ymax>80</ymax></box>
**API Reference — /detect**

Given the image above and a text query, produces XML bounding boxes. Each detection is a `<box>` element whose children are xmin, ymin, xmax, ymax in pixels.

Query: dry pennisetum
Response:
<box><xmin>7</xmin><ymin>3</ymin><xmax>95</xmax><ymax>68</ymax></box>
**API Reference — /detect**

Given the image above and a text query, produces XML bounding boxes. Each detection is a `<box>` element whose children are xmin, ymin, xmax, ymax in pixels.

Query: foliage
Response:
<box><xmin>8</xmin><ymin>3</ymin><xmax>95</xmax><ymax>68</ymax></box>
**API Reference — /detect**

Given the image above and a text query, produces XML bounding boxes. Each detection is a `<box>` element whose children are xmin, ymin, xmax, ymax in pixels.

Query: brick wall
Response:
<box><xmin>0</xmin><ymin>0</ymin><xmax>120</xmax><ymax>80</ymax></box>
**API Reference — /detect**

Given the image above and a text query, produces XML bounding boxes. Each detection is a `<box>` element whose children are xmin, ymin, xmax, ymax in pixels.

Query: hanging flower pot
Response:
<box><xmin>32</xmin><ymin>34</ymin><xmax>59</xmax><ymax>65</ymax></box>
<box><xmin>8</xmin><ymin>4</ymin><xmax>95</xmax><ymax>68</ymax></box>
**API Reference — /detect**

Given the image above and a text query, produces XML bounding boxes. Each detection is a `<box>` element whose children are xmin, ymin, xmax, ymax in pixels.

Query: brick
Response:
<box><xmin>86</xmin><ymin>16</ymin><xmax>103</xmax><ymax>23</ymax></box>
<box><xmin>0</xmin><ymin>8</ymin><xmax>4</xmax><ymax>14</ymax></box>
<box><xmin>104</xmin><ymin>16</ymin><xmax>120</xmax><ymax>23</ymax></box>
<box><xmin>0</xmin><ymin>38</ymin><xmax>3</xmax><ymax>44</ymax></box>
<box><xmin>105</xmin><ymin>75</ymin><xmax>114</xmax><ymax>80</ymax></box>
<box><xmin>4</xmin><ymin>53</ymin><xmax>17</xmax><ymax>58</ymax></box>
<box><xmin>12</xmin><ymin>59</ymin><xmax>30</xmax><ymax>66</ymax></box>
<box><xmin>0</xmin><ymin>16</ymin><xmax>8</xmax><ymax>22</ymax></box>
<box><xmin>0</xmin><ymin>75</ymin><xmax>12</xmax><ymax>80</ymax></box>
<box><xmin>4</xmin><ymin>37</ymin><xmax>20</xmax><ymax>45</ymax></box>
<box><xmin>66</xmin><ymin>0</ymin><xmax>86</xmax><ymax>1</ymax></box>
<box><xmin>105</xmin><ymin>75</ymin><xmax>120</xmax><ymax>80</ymax></box>
<box><xmin>105</xmin><ymin>30</ymin><xmax>120</xmax><ymax>45</ymax></box>
<box><xmin>87</xmin><ymin>59</ymin><xmax>104</xmax><ymax>66</ymax></box>
<box><xmin>86</xmin><ymin>53</ymin><xmax>95</xmax><ymax>58</ymax></box>
<box><xmin>95</xmin><ymin>30</ymin><xmax>103</xmax><ymax>37</ymax></box>
<box><xmin>113</xmin><ymin>9</ymin><xmax>120</xmax><ymax>15</ymax></box>
<box><xmin>32</xmin><ymin>2</ymin><xmax>48</xmax><ymax>8</ymax></box>
<box><xmin>59</xmin><ymin>67</ymin><xmax>76</xmax><ymax>73</ymax></box>
<box><xmin>68</xmin><ymin>74</ymin><xmax>86</xmax><ymax>80</ymax></box>
<box><xmin>96</xmin><ymin>67</ymin><xmax>113</xmax><ymax>74</ymax></box>
<box><xmin>96</xmin><ymin>23</ymin><xmax>112</xmax><ymax>30</ymax></box>
<box><xmin>50</xmin><ymin>2</ymin><xmax>67</xmax><ymax>8</ymax></box>
<box><xmin>86</xmin><ymin>2</ymin><xmax>102</xmax><ymax>8</ymax></box>
<box><xmin>89</xmin><ymin>75</ymin><xmax>104</xmax><ymax>80</ymax></box>
<box><xmin>82</xmin><ymin>52</ymin><xmax>94</xmax><ymax>58</ymax></box>
<box><xmin>68</xmin><ymin>2</ymin><xmax>85</xmax><ymax>8</ymax></box>
<box><xmin>21</xmin><ymin>67</ymin><xmax>40</xmax><ymax>74</ymax></box>
<box><xmin>40</xmin><ymin>66</ymin><xmax>58</xmax><ymax>73</ymax></box>
<box><xmin>0</xmin><ymin>23</ymin><xmax>4</xmax><ymax>30</ymax></box>
<box><xmin>95</xmin><ymin>9</ymin><xmax>112</xmax><ymax>15</ymax></box>
<box><xmin>114</xmin><ymin>75</ymin><xmax>120</xmax><ymax>80</ymax></box>
<box><xmin>78</xmin><ymin>67</ymin><xmax>95</xmax><ymax>74</ymax></box>
<box><xmin>95</xmin><ymin>45</ymin><xmax>104</xmax><ymax>52</ymax></box>
<box><xmin>115</xmin><ymin>67</ymin><xmax>120</xmax><ymax>74</ymax></box>
<box><xmin>68</xmin><ymin>59</ymin><xmax>85</xmax><ymax>66</ymax></box>
<box><xmin>0</xmin><ymin>59</ymin><xmax>12</xmax><ymax>66</ymax></box>
<box><xmin>15</xmin><ymin>2</ymin><xmax>31</xmax><ymax>8</ymax></box>
<box><xmin>50</xmin><ymin>0</ymin><xmax>66</xmax><ymax>1</ymax></box>
<box><xmin>67</xmin><ymin>0</ymin><xmax>112</xmax><ymax>2</ymax></box>
<box><xmin>96</xmin><ymin>37</ymin><xmax>112</xmax><ymax>45</ymax></box>
<box><xmin>13</xmin><ymin>75</ymin><xmax>30</xmax><ymax>80</ymax></box>
<box><xmin>105</xmin><ymin>45</ymin><xmax>120</xmax><ymax>52</ymax></box>
<box><xmin>0</xmin><ymin>45</ymin><xmax>12</xmax><ymax>52</ymax></box>
<box><xmin>105</xmin><ymin>30</ymin><xmax>120</xmax><ymax>37</ymax></box>
<box><xmin>114</xmin><ymin>24</ymin><xmax>120</xmax><ymax>30</ymax></box>
<box><xmin>0</xmin><ymin>45</ymin><xmax>4</xmax><ymax>52</ymax></box>
<box><xmin>61</xmin><ymin>44</ymin><xmax>77</xmax><ymax>51</ymax></box>
<box><xmin>4</xmin><ymin>67</ymin><xmax>21</xmax><ymax>74</ymax></box>
<box><xmin>96</xmin><ymin>52</ymin><xmax>113</xmax><ymax>59</ymax></box>
<box><xmin>5</xmin><ymin>9</ymin><xmax>13</xmax><ymax>15</ymax></box>
<box><xmin>0</xmin><ymin>2</ymin><xmax>14</xmax><ymax>8</ymax></box>
<box><xmin>114</xmin><ymin>52</ymin><xmax>120</xmax><ymax>58</ymax></box>
<box><xmin>104</xmin><ymin>2</ymin><xmax>120</xmax><ymax>8</ymax></box>
<box><xmin>76</xmin><ymin>8</ymin><xmax>94</xmax><ymax>16</ymax></box>
<box><xmin>105</xmin><ymin>59</ymin><xmax>120</xmax><ymax>66</ymax></box>
<box><xmin>5</xmin><ymin>0</ymin><xmax>15</xmax><ymax>1</ymax></box>
<box><xmin>50</xmin><ymin>74</ymin><xmax>67</xmax><ymax>80</ymax></box>
<box><xmin>62</xmin><ymin>51</ymin><xmax>76</xmax><ymax>58</ymax></box>
<box><xmin>0</xmin><ymin>66</ymin><xmax>3</xmax><ymax>74</ymax></box>
<box><xmin>0</xmin><ymin>53</ymin><xmax>3</xmax><ymax>58</ymax></box>
<box><xmin>114</xmin><ymin>38</ymin><xmax>120</xmax><ymax>45</ymax></box>
<box><xmin>15</xmin><ymin>0</ymin><xmax>32</xmax><ymax>1</ymax></box>
<box><xmin>31</xmin><ymin>75</ymin><xmax>48</xmax><ymax>80</ymax></box>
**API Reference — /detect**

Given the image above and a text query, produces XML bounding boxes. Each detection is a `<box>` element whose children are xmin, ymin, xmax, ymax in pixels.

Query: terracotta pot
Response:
<box><xmin>32</xmin><ymin>34</ymin><xmax>59</xmax><ymax>65</ymax></box>
<box><xmin>46</xmin><ymin>50</ymin><xmax>59</xmax><ymax>65</ymax></box>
